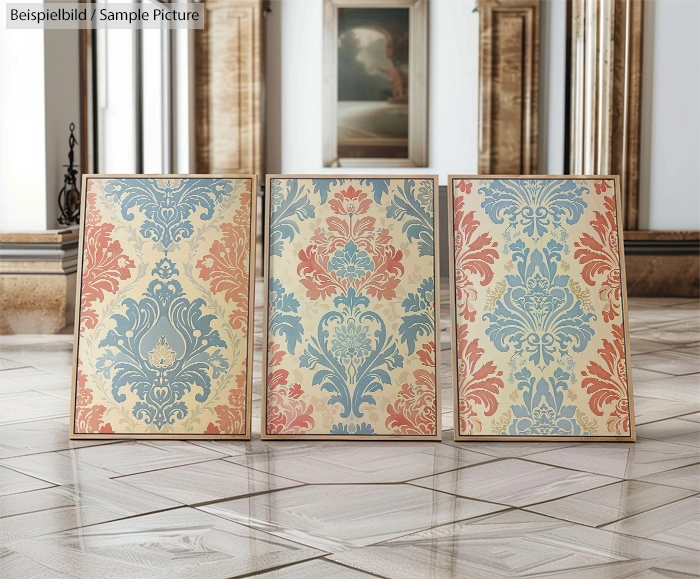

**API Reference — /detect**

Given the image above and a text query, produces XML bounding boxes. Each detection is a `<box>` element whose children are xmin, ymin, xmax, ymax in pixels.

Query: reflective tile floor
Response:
<box><xmin>0</xmin><ymin>285</ymin><xmax>699</xmax><ymax>578</ymax></box>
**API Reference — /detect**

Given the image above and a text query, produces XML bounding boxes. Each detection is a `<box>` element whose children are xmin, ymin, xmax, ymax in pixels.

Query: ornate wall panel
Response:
<box><xmin>569</xmin><ymin>0</ymin><xmax>643</xmax><ymax>229</ymax></box>
<box><xmin>449</xmin><ymin>176</ymin><xmax>635</xmax><ymax>441</ymax></box>
<box><xmin>263</xmin><ymin>176</ymin><xmax>440</xmax><ymax>439</ymax></box>
<box><xmin>477</xmin><ymin>0</ymin><xmax>540</xmax><ymax>175</ymax></box>
<box><xmin>195</xmin><ymin>0</ymin><xmax>263</xmax><ymax>176</ymax></box>
<box><xmin>71</xmin><ymin>176</ymin><xmax>256</xmax><ymax>439</ymax></box>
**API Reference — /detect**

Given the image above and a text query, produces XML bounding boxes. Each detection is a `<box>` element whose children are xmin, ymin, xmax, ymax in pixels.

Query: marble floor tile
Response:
<box><xmin>0</xmin><ymin>451</ymin><xmax>116</xmax><ymax>486</ymax></box>
<box><xmin>330</xmin><ymin>509</ymin><xmax>700</xmax><ymax>579</ymax></box>
<box><xmin>629</xmin><ymin>339</ymin><xmax>674</xmax><ymax>356</ymax></box>
<box><xmin>0</xmin><ymin>549</ymin><xmax>74</xmax><ymax>579</ymax></box>
<box><xmin>637</xmin><ymin>418</ymin><xmax>700</xmax><ymax>447</ymax></box>
<box><xmin>639</xmin><ymin>319</ymin><xmax>700</xmax><ymax>346</ymax></box>
<box><xmin>602</xmin><ymin>496</ymin><xmax>700</xmax><ymax>551</ymax></box>
<box><xmin>681</xmin><ymin>412</ymin><xmax>700</xmax><ymax>423</ymax></box>
<box><xmin>118</xmin><ymin>458</ymin><xmax>301</xmax><ymax>505</ymax></box>
<box><xmin>410</xmin><ymin>459</ymin><xmax>617</xmax><ymax>507</ymax></box>
<box><xmin>633</xmin><ymin>373</ymin><xmax>700</xmax><ymax>403</ymax></box>
<box><xmin>526</xmin><ymin>480</ymin><xmax>696</xmax><ymax>527</ymax></box>
<box><xmin>0</xmin><ymin>476</ymin><xmax>179</xmax><ymax>522</ymax></box>
<box><xmin>630</xmin><ymin>395</ymin><xmax>700</xmax><ymax>425</ymax></box>
<box><xmin>633</xmin><ymin>350</ymin><xmax>700</xmax><ymax>376</ymax></box>
<box><xmin>0</xmin><ymin>466</ymin><xmax>53</xmax><ymax>496</ymax></box>
<box><xmin>0</xmin><ymin>357</ymin><xmax>26</xmax><ymax>371</ymax></box>
<box><xmin>440</xmin><ymin>435</ymin><xmax>583</xmax><ymax>458</ymax></box>
<box><xmin>249</xmin><ymin>558</ymin><xmax>380</xmax><ymax>578</ymax></box>
<box><xmin>0</xmin><ymin>419</ymin><xmax>114</xmax><ymax>460</ymax></box>
<box><xmin>531</xmin><ymin>439</ymin><xmax>700</xmax><ymax>479</ymax></box>
<box><xmin>2</xmin><ymin>507</ymin><xmax>323</xmax><ymax>579</ymax></box>
<box><xmin>636</xmin><ymin>464</ymin><xmax>700</xmax><ymax>492</ymax></box>
<box><xmin>0</xmin><ymin>391</ymin><xmax>68</xmax><ymax>426</ymax></box>
<box><xmin>199</xmin><ymin>484</ymin><xmax>506</xmax><ymax>549</ymax></box>
<box><xmin>64</xmin><ymin>440</ymin><xmax>226</xmax><ymax>476</ymax></box>
<box><xmin>225</xmin><ymin>443</ymin><xmax>494</xmax><ymax>484</ymax></box>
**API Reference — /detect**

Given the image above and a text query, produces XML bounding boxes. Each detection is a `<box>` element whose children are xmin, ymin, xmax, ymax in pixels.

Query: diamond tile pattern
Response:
<box><xmin>0</xmin><ymin>286</ymin><xmax>698</xmax><ymax>578</ymax></box>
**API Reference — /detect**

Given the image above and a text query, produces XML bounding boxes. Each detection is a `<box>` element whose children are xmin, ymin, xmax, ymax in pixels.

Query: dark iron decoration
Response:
<box><xmin>57</xmin><ymin>122</ymin><xmax>81</xmax><ymax>226</ymax></box>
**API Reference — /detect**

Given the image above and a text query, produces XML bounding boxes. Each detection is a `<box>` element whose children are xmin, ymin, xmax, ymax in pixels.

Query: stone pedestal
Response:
<box><xmin>0</xmin><ymin>229</ymin><xmax>78</xmax><ymax>334</ymax></box>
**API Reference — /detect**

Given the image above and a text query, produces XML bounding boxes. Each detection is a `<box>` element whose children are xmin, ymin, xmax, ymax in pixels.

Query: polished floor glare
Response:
<box><xmin>0</xmin><ymin>283</ymin><xmax>698</xmax><ymax>578</ymax></box>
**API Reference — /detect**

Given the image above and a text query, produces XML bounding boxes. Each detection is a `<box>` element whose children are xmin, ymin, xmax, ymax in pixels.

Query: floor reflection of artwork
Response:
<box><xmin>71</xmin><ymin>177</ymin><xmax>255</xmax><ymax>439</ymax></box>
<box><xmin>450</xmin><ymin>177</ymin><xmax>635</xmax><ymax>441</ymax></box>
<box><xmin>264</xmin><ymin>176</ymin><xmax>439</xmax><ymax>439</ymax></box>
<box><xmin>337</xmin><ymin>7</ymin><xmax>409</xmax><ymax>159</ymax></box>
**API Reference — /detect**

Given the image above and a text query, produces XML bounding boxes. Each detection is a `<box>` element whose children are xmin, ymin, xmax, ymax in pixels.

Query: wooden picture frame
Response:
<box><xmin>323</xmin><ymin>0</ymin><xmax>428</xmax><ymax>168</ymax></box>
<box><xmin>262</xmin><ymin>175</ymin><xmax>440</xmax><ymax>440</ymax></box>
<box><xmin>70</xmin><ymin>175</ymin><xmax>257</xmax><ymax>439</ymax></box>
<box><xmin>448</xmin><ymin>175</ymin><xmax>635</xmax><ymax>442</ymax></box>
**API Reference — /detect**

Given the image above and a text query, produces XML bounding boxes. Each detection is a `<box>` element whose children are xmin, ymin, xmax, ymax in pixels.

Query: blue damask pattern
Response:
<box><xmin>269</xmin><ymin>179</ymin><xmax>315</xmax><ymax>256</ymax></box>
<box><xmin>96</xmin><ymin>266</ymin><xmax>229</xmax><ymax>429</ymax></box>
<box><xmin>484</xmin><ymin>240</ymin><xmax>596</xmax><ymax>368</ymax></box>
<box><xmin>478</xmin><ymin>179</ymin><xmax>588</xmax><ymax>249</ymax></box>
<box><xmin>386</xmin><ymin>180</ymin><xmax>434</xmax><ymax>257</ymax></box>
<box><xmin>399</xmin><ymin>278</ymin><xmax>435</xmax><ymax>355</ymax></box>
<box><xmin>104</xmin><ymin>178</ymin><xmax>234</xmax><ymax>252</ymax></box>
<box><xmin>509</xmin><ymin>368</ymin><xmax>581</xmax><ymax>435</ymax></box>
<box><xmin>268</xmin><ymin>278</ymin><xmax>304</xmax><ymax>354</ymax></box>
<box><xmin>299</xmin><ymin>288</ymin><xmax>404</xmax><ymax>420</ymax></box>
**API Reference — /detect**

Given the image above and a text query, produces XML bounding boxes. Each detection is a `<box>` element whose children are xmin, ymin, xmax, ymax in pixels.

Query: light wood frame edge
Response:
<box><xmin>447</xmin><ymin>174</ymin><xmax>636</xmax><ymax>442</ymax></box>
<box><xmin>69</xmin><ymin>174</ymin><xmax>258</xmax><ymax>440</ymax></box>
<box><xmin>261</xmin><ymin>174</ymin><xmax>442</xmax><ymax>441</ymax></box>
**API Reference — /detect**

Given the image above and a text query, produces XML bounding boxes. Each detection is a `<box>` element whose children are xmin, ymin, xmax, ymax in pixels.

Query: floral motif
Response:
<box><xmin>267</xmin><ymin>178</ymin><xmax>436</xmax><ymax>436</ymax></box>
<box><xmin>386</xmin><ymin>180</ymin><xmax>434</xmax><ymax>256</ymax></box>
<box><xmin>453</xmin><ymin>195</ymin><xmax>499</xmax><ymax>322</ymax></box>
<box><xmin>398</xmin><ymin>278</ymin><xmax>435</xmax><ymax>355</ymax></box>
<box><xmin>456</xmin><ymin>325</ymin><xmax>504</xmax><ymax>435</ymax></box>
<box><xmin>96</xmin><ymin>277</ymin><xmax>229</xmax><ymax>430</ymax></box>
<box><xmin>581</xmin><ymin>324</ymin><xmax>630</xmax><ymax>434</ymax></box>
<box><xmin>104</xmin><ymin>178</ymin><xmax>234</xmax><ymax>252</ymax></box>
<box><xmin>269</xmin><ymin>179</ymin><xmax>315</xmax><ymax>256</ymax></box>
<box><xmin>478</xmin><ymin>179</ymin><xmax>588</xmax><ymax>243</ymax></box>
<box><xmin>297</xmin><ymin>185</ymin><xmax>404</xmax><ymax>300</ymax></box>
<box><xmin>196</xmin><ymin>196</ymin><xmax>251</xmax><ymax>333</ymax></box>
<box><xmin>80</xmin><ymin>191</ymin><xmax>135</xmax><ymax>336</ymax></box>
<box><xmin>266</xmin><ymin>342</ymin><xmax>315</xmax><ymax>435</ymax></box>
<box><xmin>574</xmin><ymin>195</ymin><xmax>621</xmax><ymax>322</ymax></box>
<box><xmin>299</xmin><ymin>289</ymin><xmax>403</xmax><ymax>419</ymax></box>
<box><xmin>484</xmin><ymin>240</ymin><xmax>596</xmax><ymax>368</ymax></box>
<box><xmin>268</xmin><ymin>278</ymin><xmax>304</xmax><ymax>354</ymax></box>
<box><xmin>211</xmin><ymin>364</ymin><xmax>247</xmax><ymax>435</ymax></box>
<box><xmin>74</xmin><ymin>370</ymin><xmax>113</xmax><ymax>434</ymax></box>
<box><xmin>386</xmin><ymin>342</ymin><xmax>437</xmax><ymax>435</ymax></box>
<box><xmin>508</xmin><ymin>368</ymin><xmax>584</xmax><ymax>435</ymax></box>
<box><xmin>328</xmin><ymin>240</ymin><xmax>375</xmax><ymax>281</ymax></box>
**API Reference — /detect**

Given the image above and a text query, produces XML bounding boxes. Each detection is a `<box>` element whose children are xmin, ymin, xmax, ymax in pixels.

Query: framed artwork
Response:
<box><xmin>70</xmin><ymin>175</ymin><xmax>256</xmax><ymax>439</ymax></box>
<box><xmin>263</xmin><ymin>175</ymin><xmax>440</xmax><ymax>439</ymax></box>
<box><xmin>323</xmin><ymin>0</ymin><xmax>428</xmax><ymax>168</ymax></box>
<box><xmin>448</xmin><ymin>176</ymin><xmax>635</xmax><ymax>441</ymax></box>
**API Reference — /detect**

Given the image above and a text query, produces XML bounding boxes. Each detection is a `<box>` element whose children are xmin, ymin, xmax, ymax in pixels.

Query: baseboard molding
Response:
<box><xmin>623</xmin><ymin>231</ymin><xmax>699</xmax><ymax>297</ymax></box>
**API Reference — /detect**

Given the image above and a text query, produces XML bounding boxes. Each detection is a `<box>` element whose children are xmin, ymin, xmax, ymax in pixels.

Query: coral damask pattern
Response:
<box><xmin>451</xmin><ymin>178</ymin><xmax>633</xmax><ymax>439</ymax></box>
<box><xmin>73</xmin><ymin>178</ymin><xmax>254</xmax><ymax>437</ymax></box>
<box><xmin>265</xmin><ymin>178</ymin><xmax>439</xmax><ymax>438</ymax></box>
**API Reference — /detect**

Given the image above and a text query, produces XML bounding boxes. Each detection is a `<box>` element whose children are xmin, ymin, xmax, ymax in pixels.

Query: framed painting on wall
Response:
<box><xmin>70</xmin><ymin>175</ymin><xmax>256</xmax><ymax>439</ymax></box>
<box><xmin>323</xmin><ymin>0</ymin><xmax>428</xmax><ymax>168</ymax></box>
<box><xmin>263</xmin><ymin>175</ymin><xmax>440</xmax><ymax>439</ymax></box>
<box><xmin>448</xmin><ymin>176</ymin><xmax>635</xmax><ymax>441</ymax></box>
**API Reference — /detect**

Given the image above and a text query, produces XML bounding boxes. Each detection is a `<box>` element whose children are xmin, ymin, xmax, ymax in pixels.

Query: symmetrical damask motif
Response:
<box><xmin>451</xmin><ymin>177</ymin><xmax>633</xmax><ymax>439</ymax></box>
<box><xmin>73</xmin><ymin>177</ymin><xmax>254</xmax><ymax>438</ymax></box>
<box><xmin>265</xmin><ymin>177</ymin><xmax>439</xmax><ymax>438</ymax></box>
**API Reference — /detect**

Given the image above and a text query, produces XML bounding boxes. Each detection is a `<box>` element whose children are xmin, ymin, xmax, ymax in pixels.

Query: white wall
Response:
<box><xmin>0</xmin><ymin>1</ymin><xmax>48</xmax><ymax>231</ymax></box>
<box><xmin>639</xmin><ymin>0</ymin><xmax>700</xmax><ymax>230</ymax></box>
<box><xmin>0</xmin><ymin>0</ymin><xmax>81</xmax><ymax>232</ymax></box>
<box><xmin>266</xmin><ymin>0</ymin><xmax>480</xmax><ymax>183</ymax></box>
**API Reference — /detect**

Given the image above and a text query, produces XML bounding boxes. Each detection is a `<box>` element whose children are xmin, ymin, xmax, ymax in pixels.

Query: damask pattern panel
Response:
<box><xmin>263</xmin><ymin>176</ymin><xmax>440</xmax><ymax>439</ymax></box>
<box><xmin>449</xmin><ymin>176</ymin><xmax>635</xmax><ymax>441</ymax></box>
<box><xmin>70</xmin><ymin>176</ymin><xmax>256</xmax><ymax>439</ymax></box>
